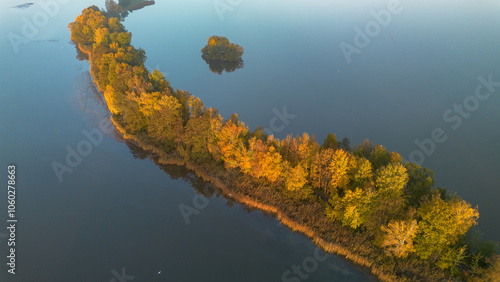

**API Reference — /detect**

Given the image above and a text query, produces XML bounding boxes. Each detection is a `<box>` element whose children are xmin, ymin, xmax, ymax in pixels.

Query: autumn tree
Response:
<box><xmin>404</xmin><ymin>162</ymin><xmax>435</xmax><ymax>207</ymax></box>
<box><xmin>121</xmin><ymin>92</ymin><xmax>148</xmax><ymax>133</ymax></box>
<box><xmin>435</xmin><ymin>246</ymin><xmax>467</xmax><ymax>274</ymax></box>
<box><xmin>321</xmin><ymin>133</ymin><xmax>338</xmax><ymax>150</ymax></box>
<box><xmin>181</xmin><ymin>108</ymin><xmax>222</xmax><ymax>163</ymax></box>
<box><xmin>94</xmin><ymin>27</ymin><xmax>110</xmax><ymax>46</ymax></box>
<box><xmin>326</xmin><ymin>187</ymin><xmax>377</xmax><ymax>229</ymax></box>
<box><xmin>216</xmin><ymin>114</ymin><xmax>249</xmax><ymax>169</ymax></box>
<box><xmin>284</xmin><ymin>162</ymin><xmax>308</xmax><ymax>193</ymax></box>
<box><xmin>390</xmin><ymin>151</ymin><xmax>402</xmax><ymax>163</ymax></box>
<box><xmin>296</xmin><ymin>133</ymin><xmax>319</xmax><ymax>170</ymax></box>
<box><xmin>248</xmin><ymin>127</ymin><xmax>267</xmax><ymax>142</ymax></box>
<box><xmin>109</xmin><ymin>64</ymin><xmax>138</xmax><ymax>93</ymax></box>
<box><xmin>149</xmin><ymin>69</ymin><xmax>172</xmax><ymax>92</ymax></box>
<box><xmin>375</xmin><ymin>162</ymin><xmax>409</xmax><ymax>197</ymax></box>
<box><xmin>94</xmin><ymin>52</ymin><xmax>117</xmax><ymax>89</ymax></box>
<box><xmin>369</xmin><ymin>144</ymin><xmax>390</xmax><ymax>170</ymax></box>
<box><xmin>103</xmin><ymin>85</ymin><xmax>124</xmax><ymax>115</ymax></box>
<box><xmin>310</xmin><ymin>149</ymin><xmax>335</xmax><ymax>193</ymax></box>
<box><xmin>380</xmin><ymin>219</ymin><xmax>419</xmax><ymax>258</ymax></box>
<box><xmin>366</xmin><ymin>194</ymin><xmax>407</xmax><ymax>238</ymax></box>
<box><xmin>68</xmin><ymin>6</ymin><xmax>107</xmax><ymax>47</ymax></box>
<box><xmin>415</xmin><ymin>194</ymin><xmax>479</xmax><ymax>261</ymax></box>
<box><xmin>277</xmin><ymin>133</ymin><xmax>318</xmax><ymax>169</ymax></box>
<box><xmin>366</xmin><ymin>163</ymin><xmax>409</xmax><ymax>236</ymax></box>
<box><xmin>351</xmin><ymin>157</ymin><xmax>373</xmax><ymax>189</ymax></box>
<box><xmin>353</xmin><ymin>139</ymin><xmax>373</xmax><ymax>159</ymax></box>
<box><xmin>329</xmin><ymin>149</ymin><xmax>356</xmax><ymax>194</ymax></box>
<box><xmin>176</xmin><ymin>97</ymin><xmax>222</xmax><ymax>161</ymax></box>
<box><xmin>172</xmin><ymin>89</ymin><xmax>193</xmax><ymax>124</ymax></box>
<box><xmin>147</xmin><ymin>95</ymin><xmax>183</xmax><ymax>150</ymax></box>
<box><xmin>477</xmin><ymin>255</ymin><xmax>500</xmax><ymax>281</ymax></box>
<box><xmin>245</xmin><ymin>137</ymin><xmax>283</xmax><ymax>183</ymax></box>
<box><xmin>107</xmin><ymin>17</ymin><xmax>124</xmax><ymax>33</ymax></box>
<box><xmin>338</xmin><ymin>137</ymin><xmax>351</xmax><ymax>151</ymax></box>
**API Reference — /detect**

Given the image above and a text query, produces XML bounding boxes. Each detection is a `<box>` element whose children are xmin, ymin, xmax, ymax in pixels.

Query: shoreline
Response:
<box><xmin>70</xmin><ymin>6</ymin><xmax>467</xmax><ymax>281</ymax></box>
<box><xmin>110</xmin><ymin>113</ymin><xmax>390</xmax><ymax>281</ymax></box>
<box><xmin>76</xmin><ymin>34</ymin><xmax>425</xmax><ymax>282</ymax></box>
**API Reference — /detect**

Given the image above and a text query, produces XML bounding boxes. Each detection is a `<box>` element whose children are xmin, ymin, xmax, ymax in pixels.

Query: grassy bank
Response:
<box><xmin>109</xmin><ymin>117</ymin><xmax>443</xmax><ymax>281</ymax></box>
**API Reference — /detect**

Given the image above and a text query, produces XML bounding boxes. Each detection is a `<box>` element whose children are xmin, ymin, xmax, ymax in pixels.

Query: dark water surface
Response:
<box><xmin>1</xmin><ymin>0</ymin><xmax>499</xmax><ymax>281</ymax></box>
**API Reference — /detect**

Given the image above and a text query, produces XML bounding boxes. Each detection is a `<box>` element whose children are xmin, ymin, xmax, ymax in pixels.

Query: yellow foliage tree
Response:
<box><xmin>284</xmin><ymin>163</ymin><xmax>308</xmax><ymax>192</ymax></box>
<box><xmin>326</xmin><ymin>187</ymin><xmax>376</xmax><ymax>229</ymax></box>
<box><xmin>375</xmin><ymin>162</ymin><xmax>409</xmax><ymax>197</ymax></box>
<box><xmin>390</xmin><ymin>151</ymin><xmax>402</xmax><ymax>163</ymax></box>
<box><xmin>94</xmin><ymin>27</ymin><xmax>109</xmax><ymax>45</ymax></box>
<box><xmin>351</xmin><ymin>156</ymin><xmax>373</xmax><ymax>189</ymax></box>
<box><xmin>103</xmin><ymin>85</ymin><xmax>123</xmax><ymax>115</ymax></box>
<box><xmin>435</xmin><ymin>246</ymin><xmax>467</xmax><ymax>274</ymax></box>
<box><xmin>415</xmin><ymin>194</ymin><xmax>479</xmax><ymax>260</ymax></box>
<box><xmin>147</xmin><ymin>95</ymin><xmax>182</xmax><ymax>144</ymax></box>
<box><xmin>216</xmin><ymin>119</ymin><xmax>249</xmax><ymax>169</ymax></box>
<box><xmin>68</xmin><ymin>6</ymin><xmax>107</xmax><ymax>46</ymax></box>
<box><xmin>380</xmin><ymin>219</ymin><xmax>418</xmax><ymax>258</ymax></box>
<box><xmin>329</xmin><ymin>149</ymin><xmax>355</xmax><ymax>193</ymax></box>
<box><xmin>246</xmin><ymin>137</ymin><xmax>283</xmax><ymax>183</ymax></box>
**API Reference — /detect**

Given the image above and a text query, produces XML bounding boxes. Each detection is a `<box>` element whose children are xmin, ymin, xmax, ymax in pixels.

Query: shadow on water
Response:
<box><xmin>70</xmin><ymin>1</ymin><xmax>240</xmax><ymax>208</ymax></box>
<box><xmin>74</xmin><ymin>70</ymin><xmax>242</xmax><ymax>206</ymax></box>
<box><xmin>123</xmin><ymin>139</ymin><xmax>247</xmax><ymax>209</ymax></box>
<box><xmin>202</xmin><ymin>56</ymin><xmax>244</xmax><ymax>75</ymax></box>
<box><xmin>73</xmin><ymin>67</ymin><xmax>376</xmax><ymax>281</ymax></box>
<box><xmin>73</xmin><ymin>42</ymin><xmax>89</xmax><ymax>61</ymax></box>
<box><xmin>73</xmin><ymin>70</ymin><xmax>127</xmax><ymax>143</ymax></box>
<box><xmin>68</xmin><ymin>5</ymin><xmax>377</xmax><ymax>279</ymax></box>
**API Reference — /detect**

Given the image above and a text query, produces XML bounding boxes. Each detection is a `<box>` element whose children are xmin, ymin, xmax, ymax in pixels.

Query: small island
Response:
<box><xmin>201</xmin><ymin>36</ymin><xmax>244</xmax><ymax>62</ymax></box>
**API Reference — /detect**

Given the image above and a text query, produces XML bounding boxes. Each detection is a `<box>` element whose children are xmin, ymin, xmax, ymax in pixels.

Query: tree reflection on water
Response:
<box><xmin>202</xmin><ymin>56</ymin><xmax>244</xmax><ymax>75</ymax></box>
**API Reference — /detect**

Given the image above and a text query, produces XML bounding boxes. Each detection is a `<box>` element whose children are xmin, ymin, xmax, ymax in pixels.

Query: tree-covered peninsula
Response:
<box><xmin>69</xmin><ymin>6</ymin><xmax>499</xmax><ymax>281</ymax></box>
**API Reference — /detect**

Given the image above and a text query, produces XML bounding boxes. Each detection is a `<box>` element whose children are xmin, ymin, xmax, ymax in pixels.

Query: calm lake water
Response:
<box><xmin>1</xmin><ymin>0</ymin><xmax>499</xmax><ymax>281</ymax></box>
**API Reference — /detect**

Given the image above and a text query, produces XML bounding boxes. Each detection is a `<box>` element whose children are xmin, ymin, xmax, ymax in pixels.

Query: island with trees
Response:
<box><xmin>68</xmin><ymin>6</ymin><xmax>499</xmax><ymax>281</ymax></box>
<box><xmin>201</xmin><ymin>36</ymin><xmax>244</xmax><ymax>74</ymax></box>
<box><xmin>201</xmin><ymin>36</ymin><xmax>244</xmax><ymax>62</ymax></box>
